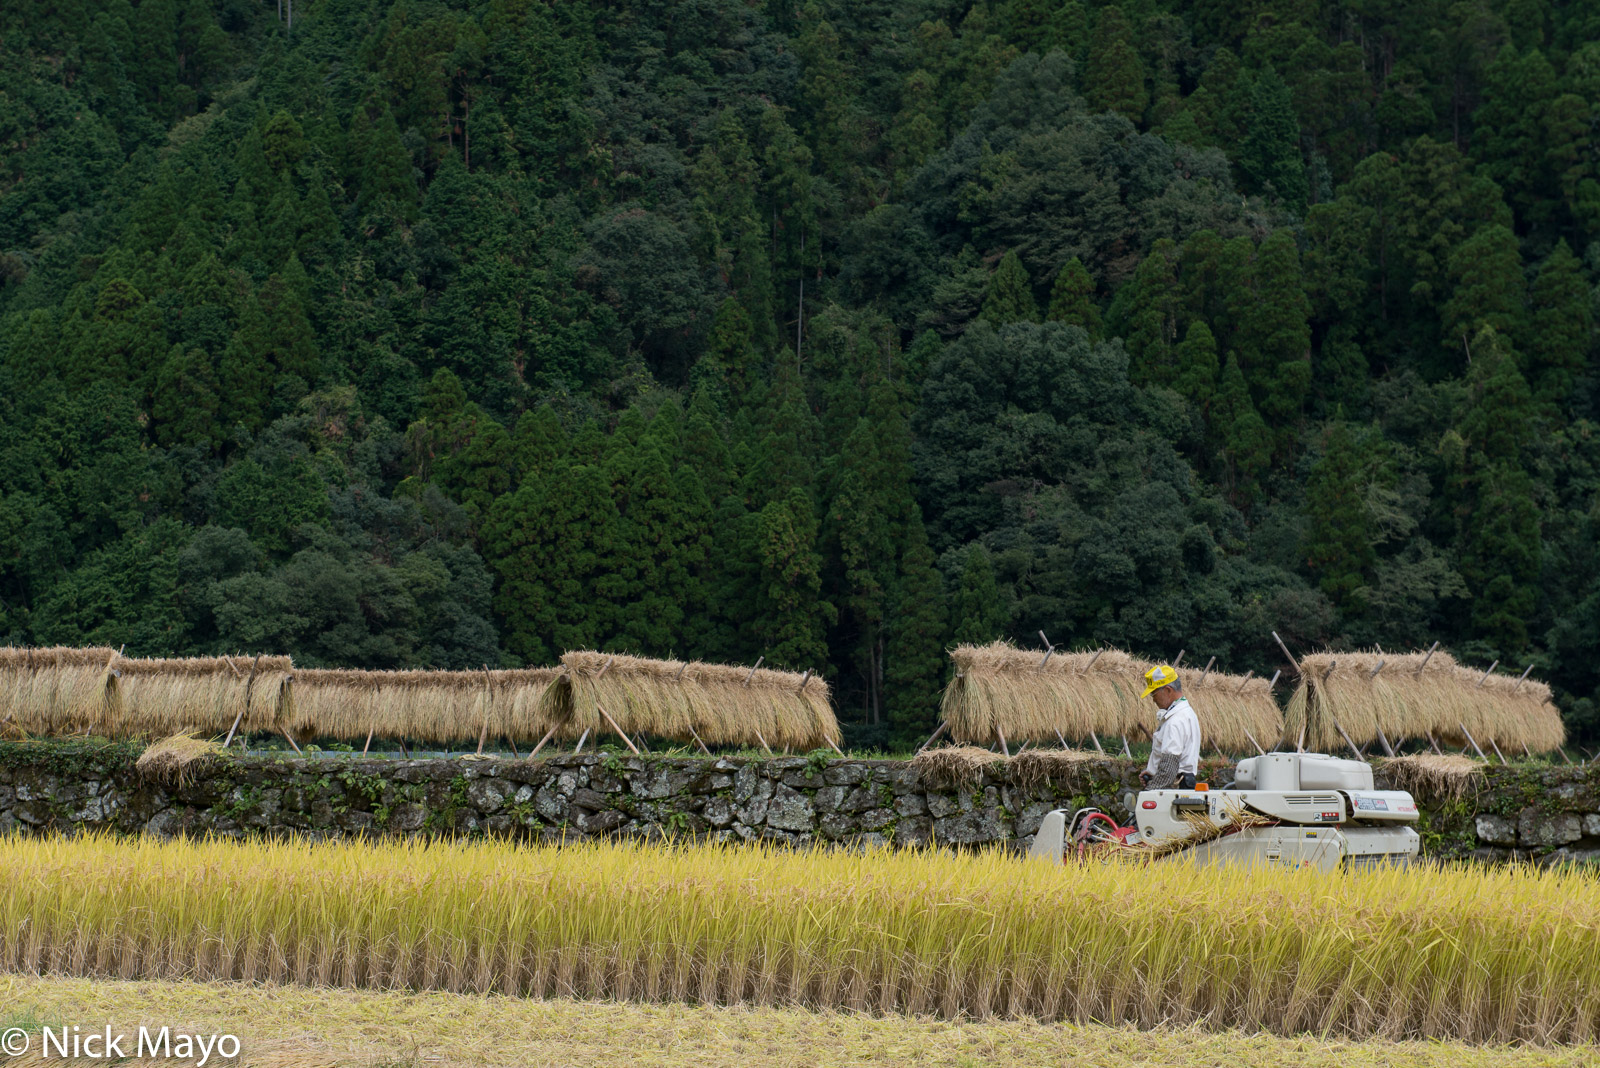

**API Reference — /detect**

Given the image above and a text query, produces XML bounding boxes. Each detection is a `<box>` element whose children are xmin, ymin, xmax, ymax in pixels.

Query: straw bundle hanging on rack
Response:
<box><xmin>285</xmin><ymin>667</ymin><xmax>561</xmax><ymax>745</ymax></box>
<box><xmin>116</xmin><ymin>655</ymin><xmax>293</xmax><ymax>737</ymax></box>
<box><xmin>538</xmin><ymin>651</ymin><xmax>839</xmax><ymax>751</ymax></box>
<box><xmin>1283</xmin><ymin>649</ymin><xmax>1565</xmax><ymax>754</ymax></box>
<box><xmin>940</xmin><ymin>642</ymin><xmax>1148</xmax><ymax>746</ymax></box>
<box><xmin>939</xmin><ymin>642</ymin><xmax>1280</xmax><ymax>753</ymax></box>
<box><xmin>1183</xmin><ymin>669</ymin><xmax>1285</xmax><ymax>754</ymax></box>
<box><xmin>0</xmin><ymin>646</ymin><xmax>121</xmax><ymax>735</ymax></box>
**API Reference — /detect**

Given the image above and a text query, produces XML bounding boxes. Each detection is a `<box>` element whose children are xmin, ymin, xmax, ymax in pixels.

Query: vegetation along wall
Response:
<box><xmin>4</xmin><ymin>741</ymin><xmax>1597</xmax><ymax>864</ymax></box>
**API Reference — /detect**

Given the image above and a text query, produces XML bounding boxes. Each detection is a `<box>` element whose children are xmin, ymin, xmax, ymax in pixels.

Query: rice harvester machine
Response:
<box><xmin>1029</xmin><ymin>751</ymin><xmax>1421</xmax><ymax>870</ymax></box>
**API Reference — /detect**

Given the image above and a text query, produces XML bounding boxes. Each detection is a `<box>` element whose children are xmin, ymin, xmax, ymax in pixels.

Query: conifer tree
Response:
<box><xmin>884</xmin><ymin>513</ymin><xmax>948</xmax><ymax>746</ymax></box>
<box><xmin>1301</xmin><ymin>422</ymin><xmax>1379</xmax><ymax>611</ymax></box>
<box><xmin>152</xmin><ymin>345</ymin><xmax>222</xmax><ymax>448</ymax></box>
<box><xmin>1233</xmin><ymin>231</ymin><xmax>1311</xmax><ymax>443</ymax></box>
<box><xmin>1105</xmin><ymin>239</ymin><xmax>1180</xmax><ymax>386</ymax></box>
<box><xmin>980</xmin><ymin>249</ymin><xmax>1038</xmax><ymax>325</ymax></box>
<box><xmin>1526</xmin><ymin>239</ymin><xmax>1590</xmax><ymax>410</ymax></box>
<box><xmin>1442</xmin><ymin>225</ymin><xmax>1525</xmax><ymax>360</ymax></box>
<box><xmin>1212</xmin><ymin>353</ymin><xmax>1272</xmax><ymax>502</ymax></box>
<box><xmin>747</xmin><ymin>488</ymin><xmax>835</xmax><ymax>671</ymax></box>
<box><xmin>1084</xmin><ymin>6</ymin><xmax>1147</xmax><ymax>120</ymax></box>
<box><xmin>949</xmin><ymin>544</ymin><xmax>1007</xmax><ymax>645</ymax></box>
<box><xmin>1045</xmin><ymin>256</ymin><xmax>1101</xmax><ymax>338</ymax></box>
<box><xmin>1173</xmin><ymin>320</ymin><xmax>1219</xmax><ymax>407</ymax></box>
<box><xmin>361</xmin><ymin>106</ymin><xmax>417</xmax><ymax>211</ymax></box>
<box><xmin>1239</xmin><ymin>67</ymin><xmax>1307</xmax><ymax>211</ymax></box>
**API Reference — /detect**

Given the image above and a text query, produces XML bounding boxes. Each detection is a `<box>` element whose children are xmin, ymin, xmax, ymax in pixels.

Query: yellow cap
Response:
<box><xmin>1141</xmin><ymin>664</ymin><xmax>1178</xmax><ymax>698</ymax></box>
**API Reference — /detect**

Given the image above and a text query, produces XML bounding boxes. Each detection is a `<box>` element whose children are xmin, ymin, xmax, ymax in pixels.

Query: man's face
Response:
<box><xmin>1151</xmin><ymin>685</ymin><xmax>1177</xmax><ymax>710</ymax></box>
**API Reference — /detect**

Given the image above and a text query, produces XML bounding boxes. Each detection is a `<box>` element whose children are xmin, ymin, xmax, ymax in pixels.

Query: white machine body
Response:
<box><xmin>1029</xmin><ymin>752</ymin><xmax>1421</xmax><ymax>870</ymax></box>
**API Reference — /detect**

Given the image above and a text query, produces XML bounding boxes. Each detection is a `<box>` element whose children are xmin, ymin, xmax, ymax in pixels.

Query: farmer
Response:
<box><xmin>1138</xmin><ymin>664</ymin><xmax>1200</xmax><ymax>790</ymax></box>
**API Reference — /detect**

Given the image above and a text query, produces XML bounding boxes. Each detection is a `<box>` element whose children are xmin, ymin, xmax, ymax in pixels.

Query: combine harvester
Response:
<box><xmin>1030</xmin><ymin>750</ymin><xmax>1421</xmax><ymax>870</ymax></box>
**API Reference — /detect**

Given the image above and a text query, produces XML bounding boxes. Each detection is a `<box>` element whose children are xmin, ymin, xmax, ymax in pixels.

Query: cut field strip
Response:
<box><xmin>3</xmin><ymin>835</ymin><xmax>1600</xmax><ymax>1044</ymax></box>
<box><xmin>3</xmin><ymin>975</ymin><xmax>1597</xmax><ymax>1068</ymax></box>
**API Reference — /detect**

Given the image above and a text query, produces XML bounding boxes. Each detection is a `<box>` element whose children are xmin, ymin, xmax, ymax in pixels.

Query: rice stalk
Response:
<box><xmin>2</xmin><ymin>834</ymin><xmax>1599</xmax><ymax>1045</ymax></box>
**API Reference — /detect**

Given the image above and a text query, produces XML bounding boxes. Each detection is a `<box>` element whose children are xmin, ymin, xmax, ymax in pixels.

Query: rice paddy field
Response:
<box><xmin>4</xmin><ymin>835</ymin><xmax>1600</xmax><ymax>1051</ymax></box>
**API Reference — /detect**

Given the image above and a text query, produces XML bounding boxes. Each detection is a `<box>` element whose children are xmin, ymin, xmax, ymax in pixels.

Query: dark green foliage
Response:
<box><xmin>1046</xmin><ymin>257</ymin><xmax>1101</xmax><ymax>339</ymax></box>
<box><xmin>0</xmin><ymin>0</ymin><xmax>1598</xmax><ymax>740</ymax></box>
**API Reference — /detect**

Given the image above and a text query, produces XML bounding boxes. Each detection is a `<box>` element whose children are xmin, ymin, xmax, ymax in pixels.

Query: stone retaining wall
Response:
<box><xmin>1</xmin><ymin>741</ymin><xmax>1596</xmax><ymax>862</ymax></box>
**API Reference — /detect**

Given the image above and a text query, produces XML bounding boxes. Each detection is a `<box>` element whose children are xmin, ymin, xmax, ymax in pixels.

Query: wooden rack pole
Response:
<box><xmin>1458</xmin><ymin>723</ymin><xmax>1489</xmax><ymax>762</ymax></box>
<box><xmin>1476</xmin><ymin>660</ymin><xmax>1500</xmax><ymax>687</ymax></box>
<box><xmin>1234</xmin><ymin>669</ymin><xmax>1255</xmax><ymax>695</ymax></box>
<box><xmin>1198</xmin><ymin>656</ymin><xmax>1216</xmax><ymax>685</ymax></box>
<box><xmin>1514</xmin><ymin>664</ymin><xmax>1535</xmax><ymax>692</ymax></box>
<box><xmin>1415</xmin><ymin>641</ymin><xmax>1440</xmax><ymax>676</ymax></box>
<box><xmin>1271</xmin><ymin>631</ymin><xmax>1301</xmax><ymax>674</ymax></box>
<box><xmin>527</xmin><ymin>725</ymin><xmax>557</xmax><ymax>758</ymax></box>
<box><xmin>596</xmin><ymin>704</ymin><xmax>641</xmax><ymax>756</ymax></box>
<box><xmin>916</xmin><ymin>721</ymin><xmax>949</xmax><ymax>754</ymax></box>
<box><xmin>476</xmin><ymin>664</ymin><xmax>493</xmax><ymax>755</ymax></box>
<box><xmin>996</xmin><ymin>724</ymin><xmax>1010</xmax><ymax>758</ymax></box>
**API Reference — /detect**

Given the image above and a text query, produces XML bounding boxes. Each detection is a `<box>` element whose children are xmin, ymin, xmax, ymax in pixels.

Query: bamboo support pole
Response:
<box><xmin>1415</xmin><ymin>641</ymin><xmax>1440</xmax><ymax>676</ymax></box>
<box><xmin>361</xmin><ymin>727</ymin><xmax>374</xmax><ymax>756</ymax></box>
<box><xmin>573</xmin><ymin>728</ymin><xmax>590</xmax><ymax>754</ymax></box>
<box><xmin>476</xmin><ymin>664</ymin><xmax>493</xmax><ymax>755</ymax></box>
<box><xmin>743</xmin><ymin>656</ymin><xmax>764</xmax><ymax>686</ymax></box>
<box><xmin>1459</xmin><ymin>723</ymin><xmax>1489</xmax><ymax>762</ymax></box>
<box><xmin>1476</xmin><ymin>660</ymin><xmax>1500</xmax><ymax>687</ymax></box>
<box><xmin>596</xmin><ymin>704</ymin><xmax>640</xmax><ymax>756</ymax></box>
<box><xmin>1234</xmin><ymin>669</ymin><xmax>1255</xmax><ymax>694</ymax></box>
<box><xmin>1271</xmin><ymin>632</ymin><xmax>1301</xmax><ymax>674</ymax></box>
<box><xmin>687</xmin><ymin>723</ymin><xmax>712</xmax><ymax>756</ymax></box>
<box><xmin>527</xmin><ymin>725</ymin><xmax>557</xmax><ymax>758</ymax></box>
<box><xmin>916</xmin><ymin>721</ymin><xmax>949</xmax><ymax>754</ymax></box>
<box><xmin>1514</xmin><ymin>664</ymin><xmax>1535</xmax><ymax>691</ymax></box>
<box><xmin>1198</xmin><ymin>656</ymin><xmax>1215</xmax><ymax>685</ymax></box>
<box><xmin>1243</xmin><ymin>728</ymin><xmax>1266</xmax><ymax>757</ymax></box>
<box><xmin>996</xmin><ymin>724</ymin><xmax>1010</xmax><ymax>758</ymax></box>
<box><xmin>223</xmin><ymin>653</ymin><xmax>263</xmax><ymax>749</ymax></box>
<box><xmin>753</xmin><ymin>727</ymin><xmax>773</xmax><ymax>756</ymax></box>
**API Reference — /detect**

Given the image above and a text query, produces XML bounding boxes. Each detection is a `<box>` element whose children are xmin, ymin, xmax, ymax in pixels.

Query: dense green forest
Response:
<box><xmin>4</xmin><ymin>0</ymin><xmax>1600</xmax><ymax>747</ymax></box>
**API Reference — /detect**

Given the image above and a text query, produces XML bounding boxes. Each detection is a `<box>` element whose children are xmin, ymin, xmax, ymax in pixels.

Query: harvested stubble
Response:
<box><xmin>539</xmin><ymin>651</ymin><xmax>839</xmax><ymax>751</ymax></box>
<box><xmin>6</xmin><ymin>835</ymin><xmax>1600</xmax><ymax>1044</ymax></box>
<box><xmin>11</xmin><ymin>976</ymin><xmax>1599</xmax><ymax>1068</ymax></box>
<box><xmin>1285</xmin><ymin>651</ymin><xmax>1565</xmax><ymax>754</ymax></box>
<box><xmin>285</xmin><ymin>667</ymin><xmax>561</xmax><ymax>746</ymax></box>
<box><xmin>1380</xmin><ymin>754</ymin><xmax>1485</xmax><ymax>804</ymax></box>
<box><xmin>941</xmin><ymin>642</ymin><xmax>1282</xmax><ymax>753</ymax></box>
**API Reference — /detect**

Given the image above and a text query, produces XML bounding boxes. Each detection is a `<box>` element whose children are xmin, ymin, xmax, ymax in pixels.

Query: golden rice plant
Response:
<box><xmin>539</xmin><ymin>651</ymin><xmax>839</xmax><ymax>752</ymax></box>
<box><xmin>4</xmin><ymin>834</ymin><xmax>1599</xmax><ymax>1045</ymax></box>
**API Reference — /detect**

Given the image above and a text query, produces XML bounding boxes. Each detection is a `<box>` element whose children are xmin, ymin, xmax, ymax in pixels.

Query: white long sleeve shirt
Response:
<box><xmin>1145</xmin><ymin>697</ymin><xmax>1201</xmax><ymax>778</ymax></box>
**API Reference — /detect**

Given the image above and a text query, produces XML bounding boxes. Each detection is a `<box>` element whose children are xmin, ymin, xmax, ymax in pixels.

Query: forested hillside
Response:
<box><xmin>5</xmin><ymin>0</ymin><xmax>1600</xmax><ymax>746</ymax></box>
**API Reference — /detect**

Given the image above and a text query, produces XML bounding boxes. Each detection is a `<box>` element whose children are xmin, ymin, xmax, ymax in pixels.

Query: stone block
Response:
<box><xmin>925</xmin><ymin>792</ymin><xmax>960</xmax><ymax>819</ymax></box>
<box><xmin>569</xmin><ymin>788</ymin><xmax>611</xmax><ymax>812</ymax></box>
<box><xmin>766</xmin><ymin>784</ymin><xmax>816</xmax><ymax>831</ymax></box>
<box><xmin>893</xmin><ymin>817</ymin><xmax>932</xmax><ymax>846</ymax></box>
<box><xmin>812</xmin><ymin>786</ymin><xmax>846</xmax><ymax>813</ymax></box>
<box><xmin>1474</xmin><ymin>814</ymin><xmax>1516</xmax><ymax>845</ymax></box>
<box><xmin>823</xmin><ymin>764</ymin><xmax>868</xmax><ymax>786</ymax></box>
<box><xmin>1519</xmin><ymin>809</ymin><xmax>1582</xmax><ymax>847</ymax></box>
<box><xmin>818</xmin><ymin>813</ymin><xmax>857</xmax><ymax>839</ymax></box>
<box><xmin>466</xmin><ymin>778</ymin><xmax>507</xmax><ymax>812</ymax></box>
<box><xmin>858</xmin><ymin>807</ymin><xmax>895</xmax><ymax>832</ymax></box>
<box><xmin>702</xmin><ymin>796</ymin><xmax>734</xmax><ymax>828</ymax></box>
<box><xmin>893</xmin><ymin>794</ymin><xmax>926</xmax><ymax>818</ymax></box>
<box><xmin>575</xmin><ymin>808</ymin><xmax>625</xmax><ymax>834</ymax></box>
<box><xmin>733</xmin><ymin>777</ymin><xmax>772</xmax><ymax>825</ymax></box>
<box><xmin>534</xmin><ymin>785</ymin><xmax>568</xmax><ymax>823</ymax></box>
<box><xmin>933</xmin><ymin>809</ymin><xmax>1011</xmax><ymax>844</ymax></box>
<box><xmin>1584</xmin><ymin>813</ymin><xmax>1600</xmax><ymax>838</ymax></box>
